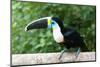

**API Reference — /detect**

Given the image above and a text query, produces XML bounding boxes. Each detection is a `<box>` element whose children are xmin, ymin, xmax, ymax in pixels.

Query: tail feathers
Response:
<box><xmin>81</xmin><ymin>42</ymin><xmax>89</xmax><ymax>52</ymax></box>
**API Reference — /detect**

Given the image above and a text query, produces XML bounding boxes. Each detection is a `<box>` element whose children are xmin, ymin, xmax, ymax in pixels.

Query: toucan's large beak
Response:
<box><xmin>25</xmin><ymin>17</ymin><xmax>51</xmax><ymax>31</ymax></box>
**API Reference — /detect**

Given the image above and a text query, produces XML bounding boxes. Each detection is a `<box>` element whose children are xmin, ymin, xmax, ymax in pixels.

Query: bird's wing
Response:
<box><xmin>63</xmin><ymin>28</ymin><xmax>81</xmax><ymax>41</ymax></box>
<box><xmin>62</xmin><ymin>28</ymin><xmax>88</xmax><ymax>51</ymax></box>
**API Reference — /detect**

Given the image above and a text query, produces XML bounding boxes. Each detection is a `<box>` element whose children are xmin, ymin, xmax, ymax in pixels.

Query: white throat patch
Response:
<box><xmin>52</xmin><ymin>23</ymin><xmax>64</xmax><ymax>43</ymax></box>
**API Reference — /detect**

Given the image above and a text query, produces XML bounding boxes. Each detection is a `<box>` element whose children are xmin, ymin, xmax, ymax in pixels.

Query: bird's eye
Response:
<box><xmin>52</xmin><ymin>22</ymin><xmax>55</xmax><ymax>24</ymax></box>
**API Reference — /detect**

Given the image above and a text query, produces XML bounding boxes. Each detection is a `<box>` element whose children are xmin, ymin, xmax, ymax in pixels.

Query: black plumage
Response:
<box><xmin>52</xmin><ymin>17</ymin><xmax>88</xmax><ymax>52</ymax></box>
<box><xmin>62</xmin><ymin>28</ymin><xmax>88</xmax><ymax>51</ymax></box>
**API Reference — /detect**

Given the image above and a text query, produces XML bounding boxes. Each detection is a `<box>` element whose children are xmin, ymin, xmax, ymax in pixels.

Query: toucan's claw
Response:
<box><xmin>59</xmin><ymin>48</ymin><xmax>67</xmax><ymax>60</ymax></box>
<box><xmin>75</xmin><ymin>48</ymin><xmax>80</xmax><ymax>59</ymax></box>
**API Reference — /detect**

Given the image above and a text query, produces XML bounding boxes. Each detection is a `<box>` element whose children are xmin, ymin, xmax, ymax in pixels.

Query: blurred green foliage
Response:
<box><xmin>12</xmin><ymin>1</ymin><xmax>96</xmax><ymax>54</ymax></box>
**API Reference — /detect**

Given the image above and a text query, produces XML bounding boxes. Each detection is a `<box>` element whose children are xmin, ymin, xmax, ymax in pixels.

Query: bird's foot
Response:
<box><xmin>58</xmin><ymin>54</ymin><xmax>63</xmax><ymax>60</ymax></box>
<box><xmin>58</xmin><ymin>49</ymin><xmax>67</xmax><ymax>60</ymax></box>
<box><xmin>75</xmin><ymin>48</ymin><xmax>80</xmax><ymax>59</ymax></box>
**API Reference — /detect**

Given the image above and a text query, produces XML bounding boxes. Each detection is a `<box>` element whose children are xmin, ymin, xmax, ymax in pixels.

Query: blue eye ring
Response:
<box><xmin>52</xmin><ymin>20</ymin><xmax>56</xmax><ymax>25</ymax></box>
<box><xmin>52</xmin><ymin>22</ymin><xmax>55</xmax><ymax>24</ymax></box>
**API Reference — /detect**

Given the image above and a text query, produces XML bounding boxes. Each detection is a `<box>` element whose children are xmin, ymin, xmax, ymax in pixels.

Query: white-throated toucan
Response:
<box><xmin>25</xmin><ymin>16</ymin><xmax>89</xmax><ymax>59</ymax></box>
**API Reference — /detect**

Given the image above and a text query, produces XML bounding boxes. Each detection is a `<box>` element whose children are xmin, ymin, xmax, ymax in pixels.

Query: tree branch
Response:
<box><xmin>12</xmin><ymin>52</ymin><xmax>95</xmax><ymax>66</ymax></box>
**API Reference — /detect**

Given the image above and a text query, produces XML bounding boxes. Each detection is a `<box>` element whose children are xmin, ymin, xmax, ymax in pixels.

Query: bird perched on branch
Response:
<box><xmin>25</xmin><ymin>16</ymin><xmax>89</xmax><ymax>59</ymax></box>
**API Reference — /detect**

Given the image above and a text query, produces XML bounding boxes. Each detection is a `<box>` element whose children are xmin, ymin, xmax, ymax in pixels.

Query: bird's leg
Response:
<box><xmin>75</xmin><ymin>47</ymin><xmax>80</xmax><ymax>58</ymax></box>
<box><xmin>59</xmin><ymin>48</ymin><xmax>67</xmax><ymax>60</ymax></box>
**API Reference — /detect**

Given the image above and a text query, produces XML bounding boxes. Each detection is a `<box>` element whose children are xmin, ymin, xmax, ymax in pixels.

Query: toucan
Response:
<box><xmin>25</xmin><ymin>16</ymin><xmax>88</xmax><ymax>59</ymax></box>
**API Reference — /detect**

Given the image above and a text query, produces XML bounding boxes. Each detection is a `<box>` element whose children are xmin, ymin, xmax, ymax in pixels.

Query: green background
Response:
<box><xmin>12</xmin><ymin>1</ymin><xmax>96</xmax><ymax>54</ymax></box>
